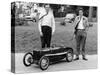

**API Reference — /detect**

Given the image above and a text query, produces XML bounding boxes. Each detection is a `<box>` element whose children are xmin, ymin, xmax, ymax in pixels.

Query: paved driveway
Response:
<box><xmin>13</xmin><ymin>53</ymin><xmax>97</xmax><ymax>73</ymax></box>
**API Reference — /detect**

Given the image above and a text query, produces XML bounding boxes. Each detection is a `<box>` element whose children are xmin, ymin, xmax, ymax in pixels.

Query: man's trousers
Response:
<box><xmin>41</xmin><ymin>26</ymin><xmax>52</xmax><ymax>48</ymax></box>
<box><xmin>75</xmin><ymin>29</ymin><xmax>87</xmax><ymax>58</ymax></box>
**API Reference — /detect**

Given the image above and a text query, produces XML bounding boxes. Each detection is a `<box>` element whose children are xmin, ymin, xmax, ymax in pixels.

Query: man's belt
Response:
<box><xmin>77</xmin><ymin>29</ymin><xmax>85</xmax><ymax>31</ymax></box>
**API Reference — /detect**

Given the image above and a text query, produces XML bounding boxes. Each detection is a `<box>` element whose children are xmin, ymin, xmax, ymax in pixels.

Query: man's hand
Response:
<box><xmin>40</xmin><ymin>32</ymin><xmax>43</xmax><ymax>36</ymax></box>
<box><xmin>52</xmin><ymin>31</ymin><xmax>54</xmax><ymax>35</ymax></box>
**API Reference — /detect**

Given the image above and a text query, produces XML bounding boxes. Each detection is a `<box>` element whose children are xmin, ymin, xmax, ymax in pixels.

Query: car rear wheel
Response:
<box><xmin>39</xmin><ymin>56</ymin><xmax>49</xmax><ymax>70</ymax></box>
<box><xmin>23</xmin><ymin>52</ymin><xmax>33</xmax><ymax>66</ymax></box>
<box><xmin>66</xmin><ymin>49</ymin><xmax>73</xmax><ymax>62</ymax></box>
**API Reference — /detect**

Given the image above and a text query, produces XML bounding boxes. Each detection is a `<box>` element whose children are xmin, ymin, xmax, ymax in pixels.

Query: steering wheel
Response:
<box><xmin>51</xmin><ymin>44</ymin><xmax>57</xmax><ymax>48</ymax></box>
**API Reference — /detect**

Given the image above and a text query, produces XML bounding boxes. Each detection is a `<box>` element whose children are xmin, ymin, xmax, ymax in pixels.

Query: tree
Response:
<box><xmin>88</xmin><ymin>7</ymin><xmax>93</xmax><ymax>22</ymax></box>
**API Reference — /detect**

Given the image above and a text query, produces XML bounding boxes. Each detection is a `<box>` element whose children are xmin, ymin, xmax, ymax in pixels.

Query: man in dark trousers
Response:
<box><xmin>38</xmin><ymin>4</ymin><xmax>55</xmax><ymax>49</ymax></box>
<box><xmin>73</xmin><ymin>8</ymin><xmax>89</xmax><ymax>60</ymax></box>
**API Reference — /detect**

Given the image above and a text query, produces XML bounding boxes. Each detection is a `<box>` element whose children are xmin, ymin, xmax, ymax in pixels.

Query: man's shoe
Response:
<box><xmin>74</xmin><ymin>58</ymin><xmax>79</xmax><ymax>61</ymax></box>
<box><xmin>83</xmin><ymin>58</ymin><xmax>88</xmax><ymax>61</ymax></box>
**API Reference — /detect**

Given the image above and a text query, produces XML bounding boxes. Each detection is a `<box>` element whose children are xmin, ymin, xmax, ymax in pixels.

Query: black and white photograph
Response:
<box><xmin>11</xmin><ymin>1</ymin><xmax>98</xmax><ymax>73</ymax></box>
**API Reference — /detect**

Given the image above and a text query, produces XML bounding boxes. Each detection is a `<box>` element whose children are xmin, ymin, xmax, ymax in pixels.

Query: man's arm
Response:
<box><xmin>51</xmin><ymin>14</ymin><xmax>55</xmax><ymax>35</ymax></box>
<box><xmin>73</xmin><ymin>16</ymin><xmax>79</xmax><ymax>27</ymax></box>
<box><xmin>38</xmin><ymin>19</ymin><xmax>42</xmax><ymax>36</ymax></box>
<box><xmin>85</xmin><ymin>17</ymin><xmax>89</xmax><ymax>32</ymax></box>
<box><xmin>70</xmin><ymin>16</ymin><xmax>78</xmax><ymax>40</ymax></box>
<box><xmin>37</xmin><ymin>12</ymin><xmax>43</xmax><ymax>36</ymax></box>
<box><xmin>34</xmin><ymin>9</ymin><xmax>43</xmax><ymax>36</ymax></box>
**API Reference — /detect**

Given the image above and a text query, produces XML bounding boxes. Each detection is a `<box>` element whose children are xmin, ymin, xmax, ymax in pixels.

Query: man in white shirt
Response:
<box><xmin>38</xmin><ymin>4</ymin><xmax>55</xmax><ymax>48</ymax></box>
<box><xmin>73</xmin><ymin>8</ymin><xmax>89</xmax><ymax>60</ymax></box>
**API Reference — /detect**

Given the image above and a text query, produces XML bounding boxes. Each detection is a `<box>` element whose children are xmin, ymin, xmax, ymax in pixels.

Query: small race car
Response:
<box><xmin>23</xmin><ymin>45</ymin><xmax>74</xmax><ymax>70</ymax></box>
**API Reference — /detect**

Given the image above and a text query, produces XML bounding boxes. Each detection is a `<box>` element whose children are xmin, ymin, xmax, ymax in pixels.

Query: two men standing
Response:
<box><xmin>73</xmin><ymin>8</ymin><xmax>89</xmax><ymax>60</ymax></box>
<box><xmin>38</xmin><ymin>5</ymin><xmax>89</xmax><ymax>60</ymax></box>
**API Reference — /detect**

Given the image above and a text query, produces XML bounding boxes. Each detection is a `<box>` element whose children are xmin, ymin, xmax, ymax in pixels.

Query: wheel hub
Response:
<box><xmin>41</xmin><ymin>59</ymin><xmax>48</xmax><ymax>67</ymax></box>
<box><xmin>67</xmin><ymin>53</ymin><xmax>73</xmax><ymax>61</ymax></box>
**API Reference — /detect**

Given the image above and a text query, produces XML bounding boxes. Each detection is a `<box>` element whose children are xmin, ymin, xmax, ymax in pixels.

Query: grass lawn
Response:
<box><xmin>13</xmin><ymin>19</ymin><xmax>97</xmax><ymax>55</ymax></box>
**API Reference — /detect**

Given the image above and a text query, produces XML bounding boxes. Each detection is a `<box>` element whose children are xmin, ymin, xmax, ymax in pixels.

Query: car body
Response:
<box><xmin>64</xmin><ymin>13</ymin><xmax>76</xmax><ymax>23</ymax></box>
<box><xmin>23</xmin><ymin>46</ymin><xmax>74</xmax><ymax>70</ymax></box>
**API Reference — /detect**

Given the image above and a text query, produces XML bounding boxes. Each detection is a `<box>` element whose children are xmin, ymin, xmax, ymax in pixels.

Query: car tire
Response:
<box><xmin>66</xmin><ymin>49</ymin><xmax>73</xmax><ymax>62</ymax></box>
<box><xmin>39</xmin><ymin>56</ymin><xmax>49</xmax><ymax>70</ymax></box>
<box><xmin>23</xmin><ymin>52</ymin><xmax>33</xmax><ymax>67</ymax></box>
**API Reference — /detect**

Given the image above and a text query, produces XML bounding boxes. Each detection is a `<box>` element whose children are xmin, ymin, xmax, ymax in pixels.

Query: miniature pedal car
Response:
<box><xmin>23</xmin><ymin>46</ymin><xmax>74</xmax><ymax>70</ymax></box>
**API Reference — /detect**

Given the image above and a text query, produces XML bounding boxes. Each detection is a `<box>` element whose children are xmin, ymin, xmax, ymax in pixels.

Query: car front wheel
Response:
<box><xmin>66</xmin><ymin>49</ymin><xmax>73</xmax><ymax>62</ymax></box>
<box><xmin>39</xmin><ymin>56</ymin><xmax>49</xmax><ymax>70</ymax></box>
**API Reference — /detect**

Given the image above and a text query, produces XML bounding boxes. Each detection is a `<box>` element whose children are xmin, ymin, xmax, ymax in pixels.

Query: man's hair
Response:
<box><xmin>39</xmin><ymin>3</ymin><xmax>44</xmax><ymax>7</ymax></box>
<box><xmin>44</xmin><ymin>4</ymin><xmax>50</xmax><ymax>8</ymax></box>
<box><xmin>78</xmin><ymin>8</ymin><xmax>83</xmax><ymax>11</ymax></box>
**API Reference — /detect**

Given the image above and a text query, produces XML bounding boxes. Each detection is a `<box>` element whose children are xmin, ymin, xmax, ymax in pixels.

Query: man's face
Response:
<box><xmin>45</xmin><ymin>5</ymin><xmax>50</xmax><ymax>12</ymax></box>
<box><xmin>79</xmin><ymin>10</ymin><xmax>83</xmax><ymax>16</ymax></box>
